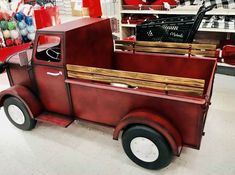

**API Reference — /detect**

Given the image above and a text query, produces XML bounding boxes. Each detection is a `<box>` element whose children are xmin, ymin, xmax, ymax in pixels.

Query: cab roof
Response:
<box><xmin>37</xmin><ymin>18</ymin><xmax>108</xmax><ymax>33</ymax></box>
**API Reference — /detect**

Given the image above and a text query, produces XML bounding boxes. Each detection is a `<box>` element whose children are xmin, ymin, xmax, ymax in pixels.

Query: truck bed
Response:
<box><xmin>67</xmin><ymin>51</ymin><xmax>216</xmax><ymax>99</ymax></box>
<box><xmin>113</xmin><ymin>51</ymin><xmax>217</xmax><ymax>98</ymax></box>
<box><xmin>66</xmin><ymin>51</ymin><xmax>217</xmax><ymax>149</ymax></box>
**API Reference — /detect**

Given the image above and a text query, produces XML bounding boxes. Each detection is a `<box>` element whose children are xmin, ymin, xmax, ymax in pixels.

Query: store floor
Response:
<box><xmin>0</xmin><ymin>72</ymin><xmax>235</xmax><ymax>175</ymax></box>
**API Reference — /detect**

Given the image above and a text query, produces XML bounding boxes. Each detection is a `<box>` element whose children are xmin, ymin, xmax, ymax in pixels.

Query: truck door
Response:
<box><xmin>32</xmin><ymin>34</ymin><xmax>71</xmax><ymax>116</ymax></box>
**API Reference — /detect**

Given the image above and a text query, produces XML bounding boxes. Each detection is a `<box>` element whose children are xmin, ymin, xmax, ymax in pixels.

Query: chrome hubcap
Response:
<box><xmin>8</xmin><ymin>105</ymin><xmax>25</xmax><ymax>125</ymax></box>
<box><xmin>130</xmin><ymin>137</ymin><xmax>159</xmax><ymax>162</ymax></box>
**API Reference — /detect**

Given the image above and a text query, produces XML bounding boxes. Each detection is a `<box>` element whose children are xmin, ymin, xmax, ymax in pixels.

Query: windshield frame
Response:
<box><xmin>32</xmin><ymin>32</ymin><xmax>64</xmax><ymax>67</ymax></box>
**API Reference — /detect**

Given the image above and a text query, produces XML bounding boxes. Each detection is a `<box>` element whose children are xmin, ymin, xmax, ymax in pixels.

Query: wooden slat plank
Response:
<box><xmin>115</xmin><ymin>40</ymin><xmax>134</xmax><ymax>45</ymax></box>
<box><xmin>135</xmin><ymin>41</ymin><xmax>191</xmax><ymax>49</ymax></box>
<box><xmin>135</xmin><ymin>46</ymin><xmax>189</xmax><ymax>55</ymax></box>
<box><xmin>67</xmin><ymin>71</ymin><xmax>203</xmax><ymax>96</ymax></box>
<box><xmin>115</xmin><ymin>45</ymin><xmax>133</xmax><ymax>51</ymax></box>
<box><xmin>67</xmin><ymin>64</ymin><xmax>205</xmax><ymax>88</ymax></box>
<box><xmin>135</xmin><ymin>46</ymin><xmax>216</xmax><ymax>57</ymax></box>
<box><xmin>115</xmin><ymin>40</ymin><xmax>216</xmax><ymax>51</ymax></box>
<box><xmin>191</xmin><ymin>43</ymin><xmax>217</xmax><ymax>50</ymax></box>
<box><xmin>191</xmin><ymin>50</ymin><xmax>216</xmax><ymax>57</ymax></box>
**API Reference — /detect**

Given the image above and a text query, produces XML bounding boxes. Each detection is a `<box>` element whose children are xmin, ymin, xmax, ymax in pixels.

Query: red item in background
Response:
<box><xmin>83</xmin><ymin>0</ymin><xmax>102</xmax><ymax>17</ymax></box>
<box><xmin>0</xmin><ymin>12</ymin><xmax>3</xmax><ymax>20</ymax></box>
<box><xmin>123</xmin><ymin>0</ymin><xmax>148</xmax><ymax>5</ymax></box>
<box><xmin>152</xmin><ymin>0</ymin><xmax>177</xmax><ymax>6</ymax></box>
<box><xmin>34</xmin><ymin>6</ymin><xmax>61</xmax><ymax>44</ymax></box>
<box><xmin>83</xmin><ymin>0</ymin><xmax>89</xmax><ymax>7</ymax></box>
<box><xmin>14</xmin><ymin>38</ymin><xmax>23</xmax><ymax>45</ymax></box>
<box><xmin>5</xmin><ymin>39</ymin><xmax>14</xmax><ymax>47</ymax></box>
<box><xmin>123</xmin><ymin>35</ymin><xmax>136</xmax><ymax>41</ymax></box>
<box><xmin>215</xmin><ymin>45</ymin><xmax>235</xmax><ymax>65</ymax></box>
<box><xmin>222</xmin><ymin>45</ymin><xmax>235</xmax><ymax>58</ymax></box>
<box><xmin>34</xmin><ymin>6</ymin><xmax>60</xmax><ymax>29</ymax></box>
<box><xmin>2</xmin><ymin>12</ymin><xmax>12</xmax><ymax>21</ymax></box>
<box><xmin>222</xmin><ymin>45</ymin><xmax>235</xmax><ymax>65</ymax></box>
<box><xmin>122</xmin><ymin>14</ymin><xmax>158</xmax><ymax>24</ymax></box>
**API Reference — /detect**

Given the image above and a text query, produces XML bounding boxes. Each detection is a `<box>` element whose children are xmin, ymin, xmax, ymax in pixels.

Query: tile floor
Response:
<box><xmin>0</xmin><ymin>72</ymin><xmax>235</xmax><ymax>175</ymax></box>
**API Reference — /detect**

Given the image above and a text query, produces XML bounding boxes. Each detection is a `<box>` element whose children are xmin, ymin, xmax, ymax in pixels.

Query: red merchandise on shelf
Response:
<box><xmin>152</xmin><ymin>0</ymin><xmax>177</xmax><ymax>6</ymax></box>
<box><xmin>122</xmin><ymin>14</ymin><xmax>158</xmax><ymax>24</ymax></box>
<box><xmin>123</xmin><ymin>35</ymin><xmax>136</xmax><ymax>41</ymax></box>
<box><xmin>123</xmin><ymin>0</ymin><xmax>177</xmax><ymax>10</ymax></box>
<box><xmin>151</xmin><ymin>0</ymin><xmax>177</xmax><ymax>10</ymax></box>
<box><xmin>34</xmin><ymin>6</ymin><xmax>60</xmax><ymax>44</ymax></box>
<box><xmin>123</xmin><ymin>0</ymin><xmax>151</xmax><ymax>10</ymax></box>
<box><xmin>83</xmin><ymin>0</ymin><xmax>102</xmax><ymax>17</ymax></box>
<box><xmin>34</xmin><ymin>6</ymin><xmax>60</xmax><ymax>29</ymax></box>
<box><xmin>123</xmin><ymin>0</ymin><xmax>149</xmax><ymax>5</ymax></box>
<box><xmin>83</xmin><ymin>0</ymin><xmax>89</xmax><ymax>7</ymax></box>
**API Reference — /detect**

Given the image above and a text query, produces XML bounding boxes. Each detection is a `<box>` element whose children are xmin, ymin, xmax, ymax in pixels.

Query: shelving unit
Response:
<box><xmin>198</xmin><ymin>28</ymin><xmax>235</xmax><ymax>33</ymax></box>
<box><xmin>120</xmin><ymin>8</ymin><xmax>235</xmax><ymax>15</ymax></box>
<box><xmin>121</xmin><ymin>23</ymin><xmax>235</xmax><ymax>32</ymax></box>
<box><xmin>118</xmin><ymin>2</ymin><xmax>235</xmax><ymax>39</ymax></box>
<box><xmin>116</xmin><ymin>1</ymin><xmax>235</xmax><ymax>75</ymax></box>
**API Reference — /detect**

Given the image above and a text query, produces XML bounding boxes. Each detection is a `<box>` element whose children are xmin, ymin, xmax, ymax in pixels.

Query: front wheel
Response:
<box><xmin>3</xmin><ymin>97</ymin><xmax>37</xmax><ymax>131</ymax></box>
<box><xmin>122</xmin><ymin>125</ymin><xmax>173</xmax><ymax>170</ymax></box>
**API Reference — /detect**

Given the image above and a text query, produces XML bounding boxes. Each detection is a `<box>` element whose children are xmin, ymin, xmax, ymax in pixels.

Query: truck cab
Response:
<box><xmin>0</xmin><ymin>18</ymin><xmax>217</xmax><ymax>170</ymax></box>
<box><xmin>0</xmin><ymin>18</ymin><xmax>114</xmax><ymax>124</ymax></box>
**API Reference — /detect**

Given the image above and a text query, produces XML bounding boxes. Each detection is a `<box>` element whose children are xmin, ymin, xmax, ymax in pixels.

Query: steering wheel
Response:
<box><xmin>46</xmin><ymin>47</ymin><xmax>61</xmax><ymax>61</ymax></box>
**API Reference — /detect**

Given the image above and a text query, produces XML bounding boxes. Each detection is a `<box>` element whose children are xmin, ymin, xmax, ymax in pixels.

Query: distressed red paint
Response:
<box><xmin>0</xmin><ymin>18</ymin><xmax>217</xmax><ymax>158</ymax></box>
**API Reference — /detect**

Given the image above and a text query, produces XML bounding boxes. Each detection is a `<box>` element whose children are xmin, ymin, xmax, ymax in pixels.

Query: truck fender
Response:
<box><xmin>0</xmin><ymin>85</ymin><xmax>43</xmax><ymax>118</ymax></box>
<box><xmin>113</xmin><ymin>109</ymin><xmax>182</xmax><ymax>156</ymax></box>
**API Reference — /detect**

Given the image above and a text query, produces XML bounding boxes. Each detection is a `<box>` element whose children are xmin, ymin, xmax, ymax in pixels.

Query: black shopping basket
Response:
<box><xmin>136</xmin><ymin>3</ymin><xmax>216</xmax><ymax>43</ymax></box>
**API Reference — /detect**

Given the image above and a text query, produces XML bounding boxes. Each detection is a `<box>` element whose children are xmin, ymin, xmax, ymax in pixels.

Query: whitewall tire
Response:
<box><xmin>4</xmin><ymin>97</ymin><xmax>36</xmax><ymax>130</ymax></box>
<box><xmin>122</xmin><ymin>125</ymin><xmax>173</xmax><ymax>170</ymax></box>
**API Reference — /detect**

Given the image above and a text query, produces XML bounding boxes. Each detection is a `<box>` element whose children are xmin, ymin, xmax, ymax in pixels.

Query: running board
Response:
<box><xmin>36</xmin><ymin>112</ymin><xmax>74</xmax><ymax>127</ymax></box>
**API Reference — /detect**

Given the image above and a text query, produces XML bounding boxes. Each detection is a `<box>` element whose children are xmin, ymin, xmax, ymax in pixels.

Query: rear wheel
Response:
<box><xmin>3</xmin><ymin>97</ymin><xmax>37</xmax><ymax>130</ymax></box>
<box><xmin>122</xmin><ymin>125</ymin><xmax>173</xmax><ymax>170</ymax></box>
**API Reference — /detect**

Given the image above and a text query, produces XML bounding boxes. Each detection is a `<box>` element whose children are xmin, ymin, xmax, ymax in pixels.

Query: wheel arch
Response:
<box><xmin>0</xmin><ymin>85</ymin><xmax>43</xmax><ymax>118</ymax></box>
<box><xmin>113</xmin><ymin>109</ymin><xmax>182</xmax><ymax>156</ymax></box>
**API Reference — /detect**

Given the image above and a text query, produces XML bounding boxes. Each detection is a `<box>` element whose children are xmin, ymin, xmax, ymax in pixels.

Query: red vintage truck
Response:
<box><xmin>0</xmin><ymin>18</ymin><xmax>217</xmax><ymax>170</ymax></box>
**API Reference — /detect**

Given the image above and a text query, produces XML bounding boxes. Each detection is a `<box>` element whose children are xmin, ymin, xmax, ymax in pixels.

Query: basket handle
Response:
<box><xmin>196</xmin><ymin>2</ymin><xmax>216</xmax><ymax>15</ymax></box>
<box><xmin>204</xmin><ymin>4</ymin><xmax>217</xmax><ymax>13</ymax></box>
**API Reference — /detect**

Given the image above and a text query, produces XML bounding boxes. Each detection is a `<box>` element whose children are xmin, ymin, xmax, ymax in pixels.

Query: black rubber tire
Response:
<box><xmin>3</xmin><ymin>97</ymin><xmax>37</xmax><ymax>131</ymax></box>
<box><xmin>122</xmin><ymin>125</ymin><xmax>173</xmax><ymax>170</ymax></box>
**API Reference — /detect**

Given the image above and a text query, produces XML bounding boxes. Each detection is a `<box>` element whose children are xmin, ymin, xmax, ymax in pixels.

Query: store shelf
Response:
<box><xmin>121</xmin><ymin>24</ymin><xmax>136</xmax><ymax>27</ymax></box>
<box><xmin>121</xmin><ymin>9</ymin><xmax>196</xmax><ymax>15</ymax></box>
<box><xmin>198</xmin><ymin>28</ymin><xmax>235</xmax><ymax>33</ymax></box>
<box><xmin>121</xmin><ymin>7</ymin><xmax>235</xmax><ymax>15</ymax></box>
<box><xmin>119</xmin><ymin>3</ymin><xmax>235</xmax><ymax>39</ymax></box>
<box><xmin>121</xmin><ymin>23</ymin><xmax>235</xmax><ymax>33</ymax></box>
